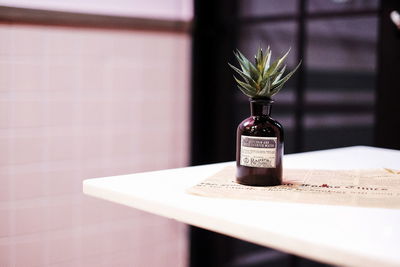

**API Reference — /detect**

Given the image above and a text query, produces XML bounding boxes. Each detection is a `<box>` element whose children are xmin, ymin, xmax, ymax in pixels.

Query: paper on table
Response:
<box><xmin>187</xmin><ymin>166</ymin><xmax>400</xmax><ymax>209</ymax></box>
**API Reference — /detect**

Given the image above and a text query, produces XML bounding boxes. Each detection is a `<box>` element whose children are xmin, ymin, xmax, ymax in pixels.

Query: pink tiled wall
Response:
<box><xmin>0</xmin><ymin>24</ymin><xmax>190</xmax><ymax>266</ymax></box>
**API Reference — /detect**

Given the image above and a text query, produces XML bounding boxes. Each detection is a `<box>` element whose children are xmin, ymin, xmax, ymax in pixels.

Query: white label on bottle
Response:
<box><xmin>240</xmin><ymin>136</ymin><xmax>277</xmax><ymax>168</ymax></box>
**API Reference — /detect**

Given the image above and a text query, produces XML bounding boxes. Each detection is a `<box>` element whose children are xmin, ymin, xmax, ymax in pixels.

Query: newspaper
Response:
<box><xmin>187</xmin><ymin>166</ymin><xmax>400</xmax><ymax>209</ymax></box>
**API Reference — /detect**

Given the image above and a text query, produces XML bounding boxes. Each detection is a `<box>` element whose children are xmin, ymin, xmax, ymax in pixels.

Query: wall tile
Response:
<box><xmin>0</xmin><ymin>23</ymin><xmax>190</xmax><ymax>267</ymax></box>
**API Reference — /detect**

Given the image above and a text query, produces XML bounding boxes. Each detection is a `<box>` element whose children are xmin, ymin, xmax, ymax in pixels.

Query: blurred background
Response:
<box><xmin>0</xmin><ymin>0</ymin><xmax>399</xmax><ymax>266</ymax></box>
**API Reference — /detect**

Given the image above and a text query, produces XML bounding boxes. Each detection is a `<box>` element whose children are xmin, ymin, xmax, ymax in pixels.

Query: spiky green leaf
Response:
<box><xmin>228</xmin><ymin>63</ymin><xmax>259</xmax><ymax>89</ymax></box>
<box><xmin>233</xmin><ymin>76</ymin><xmax>257</xmax><ymax>96</ymax></box>
<box><xmin>265</xmin><ymin>46</ymin><xmax>271</xmax><ymax>71</ymax></box>
<box><xmin>255</xmin><ymin>47</ymin><xmax>266</xmax><ymax>73</ymax></box>
<box><xmin>264</xmin><ymin>48</ymin><xmax>290</xmax><ymax>78</ymax></box>
<box><xmin>237</xmin><ymin>86</ymin><xmax>256</xmax><ymax>97</ymax></box>
<box><xmin>270</xmin><ymin>61</ymin><xmax>301</xmax><ymax>95</ymax></box>
<box><xmin>272</xmin><ymin>65</ymin><xmax>286</xmax><ymax>85</ymax></box>
<box><xmin>259</xmin><ymin>78</ymin><xmax>272</xmax><ymax>96</ymax></box>
<box><xmin>233</xmin><ymin>51</ymin><xmax>250</xmax><ymax>74</ymax></box>
<box><xmin>235</xmin><ymin>50</ymin><xmax>259</xmax><ymax>82</ymax></box>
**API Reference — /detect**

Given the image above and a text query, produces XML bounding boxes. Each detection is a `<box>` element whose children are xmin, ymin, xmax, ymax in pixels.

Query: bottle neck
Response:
<box><xmin>250</xmin><ymin>98</ymin><xmax>273</xmax><ymax>117</ymax></box>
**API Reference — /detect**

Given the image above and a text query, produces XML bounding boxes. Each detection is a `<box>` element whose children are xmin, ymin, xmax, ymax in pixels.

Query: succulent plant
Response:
<box><xmin>229</xmin><ymin>47</ymin><xmax>301</xmax><ymax>98</ymax></box>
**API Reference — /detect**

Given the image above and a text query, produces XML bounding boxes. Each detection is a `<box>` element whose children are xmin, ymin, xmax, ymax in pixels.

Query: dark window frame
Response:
<box><xmin>190</xmin><ymin>0</ymin><xmax>399</xmax><ymax>266</ymax></box>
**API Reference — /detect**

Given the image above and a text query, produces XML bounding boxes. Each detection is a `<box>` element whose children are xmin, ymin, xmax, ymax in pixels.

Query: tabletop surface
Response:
<box><xmin>83</xmin><ymin>146</ymin><xmax>400</xmax><ymax>267</ymax></box>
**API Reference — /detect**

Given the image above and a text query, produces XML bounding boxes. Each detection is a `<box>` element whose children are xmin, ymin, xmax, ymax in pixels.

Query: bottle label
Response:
<box><xmin>240</xmin><ymin>136</ymin><xmax>277</xmax><ymax>168</ymax></box>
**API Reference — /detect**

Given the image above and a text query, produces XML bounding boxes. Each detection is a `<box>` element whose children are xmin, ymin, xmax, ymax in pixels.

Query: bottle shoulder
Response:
<box><xmin>238</xmin><ymin>116</ymin><xmax>283</xmax><ymax>136</ymax></box>
<box><xmin>238</xmin><ymin>115</ymin><xmax>283</xmax><ymax>128</ymax></box>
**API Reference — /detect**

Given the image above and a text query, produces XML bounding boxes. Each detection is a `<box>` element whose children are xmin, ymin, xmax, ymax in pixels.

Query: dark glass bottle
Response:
<box><xmin>236</xmin><ymin>98</ymin><xmax>284</xmax><ymax>186</ymax></box>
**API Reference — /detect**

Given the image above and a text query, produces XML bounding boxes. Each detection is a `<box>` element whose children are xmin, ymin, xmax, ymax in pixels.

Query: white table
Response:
<box><xmin>83</xmin><ymin>146</ymin><xmax>400</xmax><ymax>267</ymax></box>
